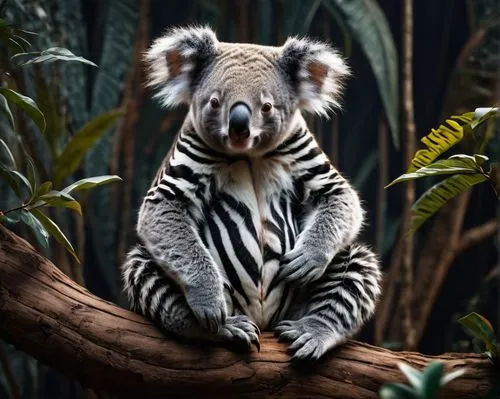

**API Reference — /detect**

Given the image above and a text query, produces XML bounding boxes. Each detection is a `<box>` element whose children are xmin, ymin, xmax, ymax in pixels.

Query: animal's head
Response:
<box><xmin>145</xmin><ymin>26</ymin><xmax>350</xmax><ymax>155</ymax></box>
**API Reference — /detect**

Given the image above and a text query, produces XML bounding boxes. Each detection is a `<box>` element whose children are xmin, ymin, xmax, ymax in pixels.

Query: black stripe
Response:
<box><xmin>206</xmin><ymin>212</ymin><xmax>250</xmax><ymax>304</ymax></box>
<box><xmin>313</xmin><ymin>302</ymin><xmax>352</xmax><ymax>330</ymax></box>
<box><xmin>269</xmin><ymin>200</ymin><xmax>286</xmax><ymax>253</ymax></box>
<box><xmin>280</xmin><ymin>135</ymin><xmax>313</xmax><ymax>156</ymax></box>
<box><xmin>213</xmin><ymin>202</ymin><xmax>260</xmax><ymax>285</ymax></box>
<box><xmin>145</xmin><ymin>278</ymin><xmax>166</xmax><ymax>317</ymax></box>
<box><xmin>296</xmin><ymin>147</ymin><xmax>322</xmax><ymax>162</ymax></box>
<box><xmin>219</xmin><ymin>193</ymin><xmax>259</xmax><ymax>242</ymax></box>
<box><xmin>281</xmin><ymin>196</ymin><xmax>295</xmax><ymax>250</ymax></box>
<box><xmin>153</xmin><ymin>287</ymin><xmax>172</xmax><ymax>323</ymax></box>
<box><xmin>176</xmin><ymin>141</ymin><xmax>218</xmax><ymax>164</ymax></box>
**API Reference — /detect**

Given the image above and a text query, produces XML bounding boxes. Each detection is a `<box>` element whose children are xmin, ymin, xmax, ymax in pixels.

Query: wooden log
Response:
<box><xmin>0</xmin><ymin>225</ymin><xmax>496</xmax><ymax>398</ymax></box>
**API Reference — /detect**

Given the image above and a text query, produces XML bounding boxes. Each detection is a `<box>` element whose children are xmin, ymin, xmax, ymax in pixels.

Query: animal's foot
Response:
<box><xmin>274</xmin><ymin>316</ymin><xmax>344</xmax><ymax>362</ymax></box>
<box><xmin>218</xmin><ymin>315</ymin><xmax>260</xmax><ymax>352</ymax></box>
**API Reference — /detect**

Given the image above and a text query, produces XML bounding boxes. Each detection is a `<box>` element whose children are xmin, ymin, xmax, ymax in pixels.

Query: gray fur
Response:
<box><xmin>123</xmin><ymin>26</ymin><xmax>380</xmax><ymax>361</ymax></box>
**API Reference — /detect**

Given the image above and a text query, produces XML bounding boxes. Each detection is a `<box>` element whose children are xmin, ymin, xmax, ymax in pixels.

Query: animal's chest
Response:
<box><xmin>194</xmin><ymin>160</ymin><xmax>300</xmax><ymax>327</ymax></box>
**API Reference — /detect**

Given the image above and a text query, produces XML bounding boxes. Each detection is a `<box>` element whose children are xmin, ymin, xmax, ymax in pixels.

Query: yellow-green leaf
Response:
<box><xmin>458</xmin><ymin>312</ymin><xmax>496</xmax><ymax>353</ymax></box>
<box><xmin>35</xmin><ymin>181</ymin><xmax>52</xmax><ymax>198</ymax></box>
<box><xmin>386</xmin><ymin>154</ymin><xmax>484</xmax><ymax>188</ymax></box>
<box><xmin>52</xmin><ymin>109</ymin><xmax>124</xmax><ymax>185</ymax></box>
<box><xmin>411</xmin><ymin>173</ymin><xmax>487</xmax><ymax>232</ymax></box>
<box><xmin>0</xmin><ymin>88</ymin><xmax>46</xmax><ymax>132</ymax></box>
<box><xmin>408</xmin><ymin>112</ymin><xmax>475</xmax><ymax>172</ymax></box>
<box><xmin>30</xmin><ymin>208</ymin><xmax>79</xmax><ymax>262</ymax></box>
<box><xmin>35</xmin><ymin>191</ymin><xmax>82</xmax><ymax>215</ymax></box>
<box><xmin>62</xmin><ymin>175</ymin><xmax>122</xmax><ymax>194</ymax></box>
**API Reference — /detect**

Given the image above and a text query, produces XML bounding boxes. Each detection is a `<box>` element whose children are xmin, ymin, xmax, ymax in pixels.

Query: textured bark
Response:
<box><xmin>0</xmin><ymin>225</ymin><xmax>496</xmax><ymax>399</ymax></box>
<box><xmin>400</xmin><ymin>0</ymin><xmax>416</xmax><ymax>351</ymax></box>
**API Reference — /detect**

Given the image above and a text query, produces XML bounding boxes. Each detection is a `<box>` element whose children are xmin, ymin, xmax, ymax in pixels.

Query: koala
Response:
<box><xmin>122</xmin><ymin>26</ymin><xmax>381</xmax><ymax>361</ymax></box>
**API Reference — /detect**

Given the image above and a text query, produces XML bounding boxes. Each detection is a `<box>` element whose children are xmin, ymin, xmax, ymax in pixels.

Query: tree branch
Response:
<box><xmin>0</xmin><ymin>225</ymin><xmax>496</xmax><ymax>398</ymax></box>
<box><xmin>458</xmin><ymin>219</ymin><xmax>498</xmax><ymax>253</ymax></box>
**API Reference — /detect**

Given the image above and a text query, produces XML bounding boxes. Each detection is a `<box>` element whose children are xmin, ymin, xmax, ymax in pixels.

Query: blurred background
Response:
<box><xmin>0</xmin><ymin>0</ymin><xmax>498</xmax><ymax>398</ymax></box>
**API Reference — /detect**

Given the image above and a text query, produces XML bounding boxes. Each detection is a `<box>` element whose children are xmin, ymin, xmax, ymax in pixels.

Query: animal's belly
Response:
<box><xmin>197</xmin><ymin>195</ymin><xmax>298</xmax><ymax>328</ymax></box>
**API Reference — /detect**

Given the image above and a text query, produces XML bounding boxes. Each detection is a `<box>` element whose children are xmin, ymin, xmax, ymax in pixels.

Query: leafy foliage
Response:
<box><xmin>458</xmin><ymin>312</ymin><xmax>498</xmax><ymax>364</ymax></box>
<box><xmin>323</xmin><ymin>0</ymin><xmax>400</xmax><ymax>148</ymax></box>
<box><xmin>379</xmin><ymin>361</ymin><xmax>467</xmax><ymax>399</ymax></box>
<box><xmin>12</xmin><ymin>46</ymin><xmax>98</xmax><ymax>66</ymax></box>
<box><xmin>0</xmin><ymin>16</ymin><xmax>123</xmax><ymax>262</ymax></box>
<box><xmin>387</xmin><ymin>108</ymin><xmax>498</xmax><ymax>232</ymax></box>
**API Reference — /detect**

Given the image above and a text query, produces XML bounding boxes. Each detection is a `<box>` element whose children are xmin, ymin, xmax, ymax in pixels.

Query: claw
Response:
<box><xmin>253</xmin><ymin>339</ymin><xmax>261</xmax><ymax>352</ymax></box>
<box><xmin>250</xmin><ymin>321</ymin><xmax>261</xmax><ymax>336</ymax></box>
<box><xmin>223</xmin><ymin>280</ymin><xmax>234</xmax><ymax>295</ymax></box>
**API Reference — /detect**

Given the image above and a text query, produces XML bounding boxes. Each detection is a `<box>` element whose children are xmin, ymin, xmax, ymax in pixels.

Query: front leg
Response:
<box><xmin>275</xmin><ymin>243</ymin><xmax>381</xmax><ymax>361</ymax></box>
<box><xmin>279</xmin><ymin>163</ymin><xmax>364</xmax><ymax>287</ymax></box>
<box><xmin>137</xmin><ymin>194</ymin><xmax>227</xmax><ymax>333</ymax></box>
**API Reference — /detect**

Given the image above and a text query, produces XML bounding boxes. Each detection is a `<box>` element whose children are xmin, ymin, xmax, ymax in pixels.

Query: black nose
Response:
<box><xmin>228</xmin><ymin>103</ymin><xmax>251</xmax><ymax>140</ymax></box>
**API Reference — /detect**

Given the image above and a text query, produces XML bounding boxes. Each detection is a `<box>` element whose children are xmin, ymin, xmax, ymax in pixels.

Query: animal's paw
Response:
<box><xmin>218</xmin><ymin>315</ymin><xmax>261</xmax><ymax>352</ymax></box>
<box><xmin>274</xmin><ymin>317</ymin><xmax>343</xmax><ymax>362</ymax></box>
<box><xmin>278</xmin><ymin>244</ymin><xmax>330</xmax><ymax>286</ymax></box>
<box><xmin>186</xmin><ymin>286</ymin><xmax>227</xmax><ymax>334</ymax></box>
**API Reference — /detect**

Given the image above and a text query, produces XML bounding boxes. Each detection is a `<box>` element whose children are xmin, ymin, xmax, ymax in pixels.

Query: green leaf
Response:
<box><xmin>0</xmin><ymin>168</ymin><xmax>33</xmax><ymax>197</ymax></box>
<box><xmin>18</xmin><ymin>210</ymin><xmax>49</xmax><ymax>248</ymax></box>
<box><xmin>0</xmin><ymin>94</ymin><xmax>15</xmax><ymax>129</ymax></box>
<box><xmin>0</xmin><ymin>138</ymin><xmax>17</xmax><ymax>169</ymax></box>
<box><xmin>26</xmin><ymin>157</ymin><xmax>38</xmax><ymax>199</ymax></box>
<box><xmin>35</xmin><ymin>181</ymin><xmax>53</xmax><ymax>198</ymax></box>
<box><xmin>30</xmin><ymin>209</ymin><xmax>79</xmax><ymax>262</ymax></box>
<box><xmin>397</xmin><ymin>362</ymin><xmax>422</xmax><ymax>390</ymax></box>
<box><xmin>0</xmin><ymin>88</ymin><xmax>46</xmax><ymax>132</ymax></box>
<box><xmin>458</xmin><ymin>312</ymin><xmax>497</xmax><ymax>353</ymax></box>
<box><xmin>34</xmin><ymin>191</ymin><xmax>82</xmax><ymax>215</ymax></box>
<box><xmin>379</xmin><ymin>383</ymin><xmax>418</xmax><ymax>399</ymax></box>
<box><xmin>411</xmin><ymin>173</ymin><xmax>487</xmax><ymax>232</ymax></box>
<box><xmin>408</xmin><ymin>110</ymin><xmax>499</xmax><ymax>172</ymax></box>
<box><xmin>13</xmin><ymin>47</ymin><xmax>97</xmax><ymax>67</ymax></box>
<box><xmin>421</xmin><ymin>362</ymin><xmax>444</xmax><ymax>399</ymax></box>
<box><xmin>326</xmin><ymin>0</ymin><xmax>399</xmax><ymax>148</ymax></box>
<box><xmin>52</xmin><ymin>109</ymin><xmax>124</xmax><ymax>185</ymax></box>
<box><xmin>386</xmin><ymin>154</ymin><xmax>486</xmax><ymax>187</ymax></box>
<box><xmin>62</xmin><ymin>175</ymin><xmax>122</xmax><ymax>194</ymax></box>
<box><xmin>440</xmin><ymin>368</ymin><xmax>467</xmax><ymax>386</ymax></box>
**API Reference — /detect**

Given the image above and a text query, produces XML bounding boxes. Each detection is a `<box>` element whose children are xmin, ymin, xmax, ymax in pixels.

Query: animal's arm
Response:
<box><xmin>136</xmin><ymin>171</ymin><xmax>227</xmax><ymax>332</ymax></box>
<box><xmin>279</xmin><ymin>148</ymin><xmax>364</xmax><ymax>285</ymax></box>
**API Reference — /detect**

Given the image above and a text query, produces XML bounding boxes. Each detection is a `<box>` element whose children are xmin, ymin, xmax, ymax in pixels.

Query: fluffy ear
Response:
<box><xmin>144</xmin><ymin>26</ymin><xmax>218</xmax><ymax>107</ymax></box>
<box><xmin>278</xmin><ymin>37</ymin><xmax>350</xmax><ymax>116</ymax></box>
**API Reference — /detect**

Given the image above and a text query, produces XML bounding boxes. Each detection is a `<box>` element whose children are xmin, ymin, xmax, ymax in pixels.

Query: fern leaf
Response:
<box><xmin>411</xmin><ymin>173</ymin><xmax>487</xmax><ymax>232</ymax></box>
<box><xmin>408</xmin><ymin>112</ymin><xmax>475</xmax><ymax>172</ymax></box>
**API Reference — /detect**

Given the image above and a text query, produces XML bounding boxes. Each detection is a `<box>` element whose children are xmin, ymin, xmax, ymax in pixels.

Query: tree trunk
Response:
<box><xmin>0</xmin><ymin>226</ymin><xmax>496</xmax><ymax>398</ymax></box>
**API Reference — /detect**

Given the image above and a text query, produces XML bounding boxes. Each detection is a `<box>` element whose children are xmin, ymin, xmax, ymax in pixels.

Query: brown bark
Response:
<box><xmin>401</xmin><ymin>0</ymin><xmax>417</xmax><ymax>350</ymax></box>
<box><xmin>0</xmin><ymin>226</ymin><xmax>496</xmax><ymax>398</ymax></box>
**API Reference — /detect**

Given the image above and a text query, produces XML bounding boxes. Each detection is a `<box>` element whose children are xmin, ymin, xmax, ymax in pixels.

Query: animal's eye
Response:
<box><xmin>261</xmin><ymin>102</ymin><xmax>272</xmax><ymax>113</ymax></box>
<box><xmin>210</xmin><ymin>98</ymin><xmax>220</xmax><ymax>109</ymax></box>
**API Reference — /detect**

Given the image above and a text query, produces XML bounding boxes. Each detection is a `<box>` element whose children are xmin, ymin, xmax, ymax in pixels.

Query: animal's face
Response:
<box><xmin>145</xmin><ymin>26</ymin><xmax>349</xmax><ymax>156</ymax></box>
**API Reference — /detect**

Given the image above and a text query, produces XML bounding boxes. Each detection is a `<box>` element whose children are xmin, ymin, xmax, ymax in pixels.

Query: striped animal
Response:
<box><xmin>122</xmin><ymin>26</ymin><xmax>381</xmax><ymax>361</ymax></box>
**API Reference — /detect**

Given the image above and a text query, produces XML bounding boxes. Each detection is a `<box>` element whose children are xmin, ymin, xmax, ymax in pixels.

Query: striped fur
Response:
<box><xmin>123</xmin><ymin>26</ymin><xmax>381</xmax><ymax>360</ymax></box>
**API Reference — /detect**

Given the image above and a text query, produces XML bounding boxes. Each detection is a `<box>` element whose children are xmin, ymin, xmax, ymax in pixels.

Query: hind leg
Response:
<box><xmin>274</xmin><ymin>243</ymin><xmax>381</xmax><ymax>361</ymax></box>
<box><xmin>122</xmin><ymin>244</ymin><xmax>260</xmax><ymax>350</ymax></box>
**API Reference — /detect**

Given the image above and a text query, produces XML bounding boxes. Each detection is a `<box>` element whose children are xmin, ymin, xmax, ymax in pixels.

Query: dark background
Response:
<box><xmin>0</xmin><ymin>0</ymin><xmax>498</xmax><ymax>397</ymax></box>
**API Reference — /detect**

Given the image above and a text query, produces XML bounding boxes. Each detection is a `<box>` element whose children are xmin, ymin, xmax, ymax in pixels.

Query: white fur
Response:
<box><xmin>144</xmin><ymin>26</ymin><xmax>218</xmax><ymax>107</ymax></box>
<box><xmin>281</xmin><ymin>37</ymin><xmax>351</xmax><ymax>117</ymax></box>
